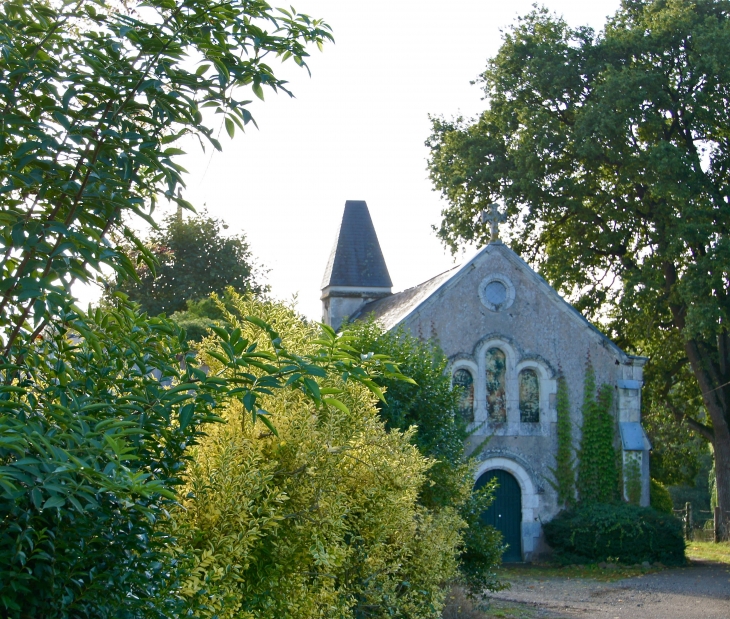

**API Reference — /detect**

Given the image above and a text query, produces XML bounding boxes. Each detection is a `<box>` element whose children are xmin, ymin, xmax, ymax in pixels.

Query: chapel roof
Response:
<box><xmin>321</xmin><ymin>200</ymin><xmax>393</xmax><ymax>290</ymax></box>
<box><xmin>353</xmin><ymin>241</ymin><xmax>645</xmax><ymax>364</ymax></box>
<box><xmin>350</xmin><ymin>266</ymin><xmax>459</xmax><ymax>330</ymax></box>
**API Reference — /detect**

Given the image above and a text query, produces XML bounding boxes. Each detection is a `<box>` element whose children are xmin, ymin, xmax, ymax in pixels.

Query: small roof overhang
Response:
<box><xmin>620</xmin><ymin>422</ymin><xmax>652</xmax><ymax>451</ymax></box>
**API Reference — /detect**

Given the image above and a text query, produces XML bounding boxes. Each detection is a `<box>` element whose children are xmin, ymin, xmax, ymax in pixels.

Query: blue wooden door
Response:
<box><xmin>475</xmin><ymin>469</ymin><xmax>522</xmax><ymax>562</ymax></box>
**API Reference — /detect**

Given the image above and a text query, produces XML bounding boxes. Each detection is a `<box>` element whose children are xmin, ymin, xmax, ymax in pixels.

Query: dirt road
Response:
<box><xmin>490</xmin><ymin>561</ymin><xmax>730</xmax><ymax>619</ymax></box>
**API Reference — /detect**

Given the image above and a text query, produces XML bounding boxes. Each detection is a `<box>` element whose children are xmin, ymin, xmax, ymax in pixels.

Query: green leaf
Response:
<box><xmin>43</xmin><ymin>496</ymin><xmax>66</xmax><ymax>510</ymax></box>
<box><xmin>211</xmin><ymin>326</ymin><xmax>229</xmax><ymax>341</ymax></box>
<box><xmin>244</xmin><ymin>315</ymin><xmax>271</xmax><ymax>332</ymax></box>
<box><xmin>322</xmin><ymin>397</ymin><xmax>350</xmax><ymax>414</ymax></box>
<box><xmin>257</xmin><ymin>411</ymin><xmax>279</xmax><ymax>436</ymax></box>
<box><xmin>179</xmin><ymin>403</ymin><xmax>195</xmax><ymax>431</ymax></box>
<box><xmin>303</xmin><ymin>377</ymin><xmax>321</xmax><ymax>401</ymax></box>
<box><xmin>242</xmin><ymin>391</ymin><xmax>256</xmax><ymax>412</ymax></box>
<box><xmin>208</xmin><ymin>350</ymin><xmax>229</xmax><ymax>365</ymax></box>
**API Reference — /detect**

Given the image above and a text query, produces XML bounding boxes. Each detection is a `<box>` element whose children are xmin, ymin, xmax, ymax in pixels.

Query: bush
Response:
<box><xmin>543</xmin><ymin>502</ymin><xmax>685</xmax><ymax>565</ymax></box>
<box><xmin>441</xmin><ymin>587</ymin><xmax>488</xmax><ymax>619</ymax></box>
<box><xmin>0</xmin><ymin>294</ymin><xmax>409</xmax><ymax>618</ymax></box>
<box><xmin>175</xmin><ymin>295</ymin><xmax>464</xmax><ymax>619</ymax></box>
<box><xmin>343</xmin><ymin>319</ymin><xmax>504</xmax><ymax>594</ymax></box>
<box><xmin>650</xmin><ymin>479</ymin><xmax>674</xmax><ymax>514</ymax></box>
<box><xmin>171</xmin><ymin>296</ymin><xmax>229</xmax><ymax>342</ymax></box>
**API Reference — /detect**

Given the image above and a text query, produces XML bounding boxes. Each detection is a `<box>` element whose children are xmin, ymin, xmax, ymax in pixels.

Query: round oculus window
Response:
<box><xmin>485</xmin><ymin>281</ymin><xmax>507</xmax><ymax>306</ymax></box>
<box><xmin>479</xmin><ymin>275</ymin><xmax>515</xmax><ymax>311</ymax></box>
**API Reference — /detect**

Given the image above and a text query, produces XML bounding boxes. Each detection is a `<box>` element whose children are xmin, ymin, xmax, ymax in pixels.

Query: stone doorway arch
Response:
<box><xmin>475</xmin><ymin>469</ymin><xmax>522</xmax><ymax>561</ymax></box>
<box><xmin>474</xmin><ymin>457</ymin><xmax>539</xmax><ymax>561</ymax></box>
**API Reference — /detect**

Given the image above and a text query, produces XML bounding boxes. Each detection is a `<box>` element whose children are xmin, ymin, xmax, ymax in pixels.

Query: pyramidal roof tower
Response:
<box><xmin>321</xmin><ymin>200</ymin><xmax>392</xmax><ymax>330</ymax></box>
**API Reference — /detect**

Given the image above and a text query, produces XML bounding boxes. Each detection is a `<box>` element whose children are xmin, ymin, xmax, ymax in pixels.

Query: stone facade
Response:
<box><xmin>321</xmin><ymin>202</ymin><xmax>651</xmax><ymax>561</ymax></box>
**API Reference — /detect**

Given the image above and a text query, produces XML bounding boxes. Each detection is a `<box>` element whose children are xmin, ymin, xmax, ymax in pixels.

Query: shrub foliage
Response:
<box><xmin>0</xmin><ymin>296</ymin><xmax>403</xmax><ymax>617</ymax></box>
<box><xmin>175</xmin><ymin>296</ymin><xmax>464</xmax><ymax>619</ymax></box>
<box><xmin>650</xmin><ymin>479</ymin><xmax>674</xmax><ymax>515</ymax></box>
<box><xmin>549</xmin><ymin>375</ymin><xmax>575</xmax><ymax>508</ymax></box>
<box><xmin>543</xmin><ymin>502</ymin><xmax>685</xmax><ymax>566</ymax></box>
<box><xmin>343</xmin><ymin>319</ymin><xmax>504</xmax><ymax>594</ymax></box>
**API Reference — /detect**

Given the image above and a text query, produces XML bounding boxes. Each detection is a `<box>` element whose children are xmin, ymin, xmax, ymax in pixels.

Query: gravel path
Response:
<box><xmin>490</xmin><ymin>561</ymin><xmax>730</xmax><ymax>619</ymax></box>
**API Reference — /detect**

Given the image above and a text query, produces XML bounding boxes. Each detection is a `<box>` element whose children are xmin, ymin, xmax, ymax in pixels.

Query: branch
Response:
<box><xmin>666</xmin><ymin>400</ymin><xmax>714</xmax><ymax>442</ymax></box>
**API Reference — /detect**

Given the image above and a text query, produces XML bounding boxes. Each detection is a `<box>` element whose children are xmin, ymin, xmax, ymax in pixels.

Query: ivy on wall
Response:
<box><xmin>577</xmin><ymin>361</ymin><xmax>619</xmax><ymax>504</ymax></box>
<box><xmin>550</xmin><ymin>375</ymin><xmax>576</xmax><ymax>507</ymax></box>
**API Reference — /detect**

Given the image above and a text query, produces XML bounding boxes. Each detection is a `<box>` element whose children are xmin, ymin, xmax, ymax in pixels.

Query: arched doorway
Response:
<box><xmin>475</xmin><ymin>469</ymin><xmax>522</xmax><ymax>562</ymax></box>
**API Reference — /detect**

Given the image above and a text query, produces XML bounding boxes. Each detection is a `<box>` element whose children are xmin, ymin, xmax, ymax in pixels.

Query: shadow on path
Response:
<box><xmin>490</xmin><ymin>561</ymin><xmax>730</xmax><ymax>619</ymax></box>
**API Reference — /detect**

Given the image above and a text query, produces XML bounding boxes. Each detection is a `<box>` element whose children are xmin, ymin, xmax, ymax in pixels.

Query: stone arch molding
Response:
<box><xmin>469</xmin><ymin>335</ymin><xmax>557</xmax><ymax>433</ymax></box>
<box><xmin>474</xmin><ymin>456</ymin><xmax>540</xmax><ymax>561</ymax></box>
<box><xmin>449</xmin><ymin>357</ymin><xmax>478</xmax><ymax>424</ymax></box>
<box><xmin>449</xmin><ymin>356</ymin><xmax>478</xmax><ymax>377</ymax></box>
<box><xmin>473</xmin><ymin>334</ymin><xmax>519</xmax><ymax>367</ymax></box>
<box><xmin>515</xmin><ymin>359</ymin><xmax>557</xmax><ymax>428</ymax></box>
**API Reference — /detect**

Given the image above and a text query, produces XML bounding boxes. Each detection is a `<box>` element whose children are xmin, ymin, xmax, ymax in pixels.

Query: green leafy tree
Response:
<box><xmin>0</xmin><ymin>0</ymin><xmax>332</xmax><ymax>351</ymax></box>
<box><xmin>116</xmin><ymin>211</ymin><xmax>266</xmax><ymax>317</ymax></box>
<box><xmin>638</xmin><ymin>329</ymin><xmax>708</xmax><ymax>487</ymax></box>
<box><xmin>643</xmin><ymin>401</ymin><xmax>705</xmax><ymax>488</ymax></box>
<box><xmin>0</xmin><ymin>0</ymin><xmax>349</xmax><ymax>614</ymax></box>
<box><xmin>426</xmin><ymin>0</ymin><xmax>730</xmax><ymax>533</ymax></box>
<box><xmin>344</xmin><ymin>319</ymin><xmax>504</xmax><ymax>595</ymax></box>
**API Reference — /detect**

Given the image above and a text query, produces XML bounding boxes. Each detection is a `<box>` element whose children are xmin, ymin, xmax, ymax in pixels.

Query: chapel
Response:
<box><xmin>321</xmin><ymin>200</ymin><xmax>651</xmax><ymax>561</ymax></box>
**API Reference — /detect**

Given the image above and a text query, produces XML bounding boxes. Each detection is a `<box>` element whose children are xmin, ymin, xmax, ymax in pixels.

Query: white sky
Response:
<box><xmin>81</xmin><ymin>0</ymin><xmax>621</xmax><ymax>319</ymax></box>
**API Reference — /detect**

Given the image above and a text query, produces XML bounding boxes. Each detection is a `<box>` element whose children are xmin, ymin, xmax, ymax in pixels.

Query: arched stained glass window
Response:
<box><xmin>452</xmin><ymin>368</ymin><xmax>474</xmax><ymax>423</ymax></box>
<box><xmin>485</xmin><ymin>348</ymin><xmax>507</xmax><ymax>422</ymax></box>
<box><xmin>519</xmin><ymin>368</ymin><xmax>540</xmax><ymax>423</ymax></box>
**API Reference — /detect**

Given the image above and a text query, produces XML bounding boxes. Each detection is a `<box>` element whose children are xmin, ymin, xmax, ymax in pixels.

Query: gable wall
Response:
<box><xmin>398</xmin><ymin>244</ymin><xmax>644</xmax><ymax>556</ymax></box>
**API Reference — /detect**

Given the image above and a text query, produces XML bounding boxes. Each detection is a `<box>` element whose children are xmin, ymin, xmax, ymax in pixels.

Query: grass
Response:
<box><xmin>497</xmin><ymin>562</ymin><xmax>661</xmax><ymax>583</ymax></box>
<box><xmin>685</xmin><ymin>540</ymin><xmax>730</xmax><ymax>564</ymax></box>
<box><xmin>481</xmin><ymin>600</ymin><xmax>551</xmax><ymax>619</ymax></box>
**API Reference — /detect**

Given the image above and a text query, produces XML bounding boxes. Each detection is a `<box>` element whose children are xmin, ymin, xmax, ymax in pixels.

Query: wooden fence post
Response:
<box><xmin>685</xmin><ymin>502</ymin><xmax>692</xmax><ymax>541</ymax></box>
<box><xmin>714</xmin><ymin>507</ymin><xmax>721</xmax><ymax>544</ymax></box>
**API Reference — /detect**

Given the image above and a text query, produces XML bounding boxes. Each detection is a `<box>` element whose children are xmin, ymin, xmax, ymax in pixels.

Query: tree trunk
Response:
<box><xmin>712</xmin><ymin>424</ymin><xmax>730</xmax><ymax>540</ymax></box>
<box><xmin>683</xmin><ymin>336</ymin><xmax>730</xmax><ymax>541</ymax></box>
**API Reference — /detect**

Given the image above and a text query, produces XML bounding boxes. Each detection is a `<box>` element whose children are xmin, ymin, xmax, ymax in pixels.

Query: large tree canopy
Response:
<box><xmin>427</xmin><ymin>0</ymin><xmax>730</xmax><ymax>534</ymax></box>
<box><xmin>0</xmin><ymin>0</ymin><xmax>331</xmax><ymax>352</ymax></box>
<box><xmin>116</xmin><ymin>211</ymin><xmax>266</xmax><ymax>316</ymax></box>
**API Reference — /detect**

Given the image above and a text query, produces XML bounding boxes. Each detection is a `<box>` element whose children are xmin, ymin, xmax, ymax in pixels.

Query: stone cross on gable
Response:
<box><xmin>481</xmin><ymin>203</ymin><xmax>507</xmax><ymax>243</ymax></box>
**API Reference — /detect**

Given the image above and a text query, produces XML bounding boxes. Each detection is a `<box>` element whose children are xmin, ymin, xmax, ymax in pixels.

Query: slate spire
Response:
<box><xmin>321</xmin><ymin>201</ymin><xmax>392</xmax><ymax>330</ymax></box>
<box><xmin>321</xmin><ymin>200</ymin><xmax>392</xmax><ymax>289</ymax></box>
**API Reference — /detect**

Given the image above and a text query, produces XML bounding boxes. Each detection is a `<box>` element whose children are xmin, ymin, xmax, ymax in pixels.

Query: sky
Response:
<box><xmin>83</xmin><ymin>0</ymin><xmax>622</xmax><ymax>320</ymax></box>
